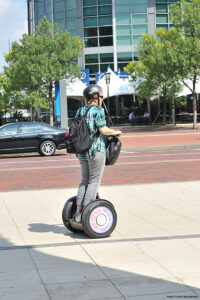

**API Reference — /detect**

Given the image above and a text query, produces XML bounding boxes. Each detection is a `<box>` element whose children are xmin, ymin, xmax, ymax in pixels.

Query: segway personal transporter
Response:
<box><xmin>62</xmin><ymin>133</ymin><xmax>121</xmax><ymax>239</ymax></box>
<box><xmin>62</xmin><ymin>194</ymin><xmax>117</xmax><ymax>238</ymax></box>
<box><xmin>62</xmin><ymin>84</ymin><xmax>121</xmax><ymax>238</ymax></box>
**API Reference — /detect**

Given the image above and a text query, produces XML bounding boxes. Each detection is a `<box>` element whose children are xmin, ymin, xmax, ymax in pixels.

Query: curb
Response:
<box><xmin>121</xmin><ymin>144</ymin><xmax>200</xmax><ymax>152</ymax></box>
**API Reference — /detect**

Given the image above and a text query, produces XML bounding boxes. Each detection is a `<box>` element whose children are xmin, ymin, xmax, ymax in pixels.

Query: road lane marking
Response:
<box><xmin>1</xmin><ymin>158</ymin><xmax>200</xmax><ymax>172</ymax></box>
<box><xmin>1</xmin><ymin>151</ymin><xmax>200</xmax><ymax>165</ymax></box>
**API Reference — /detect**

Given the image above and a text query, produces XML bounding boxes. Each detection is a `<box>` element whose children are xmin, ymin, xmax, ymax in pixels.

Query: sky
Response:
<box><xmin>0</xmin><ymin>0</ymin><xmax>28</xmax><ymax>72</ymax></box>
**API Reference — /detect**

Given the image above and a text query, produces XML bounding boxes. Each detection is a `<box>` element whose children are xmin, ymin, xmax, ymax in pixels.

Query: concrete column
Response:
<box><xmin>148</xmin><ymin>0</ymin><xmax>156</xmax><ymax>35</ymax></box>
<box><xmin>59</xmin><ymin>79</ymin><xmax>68</xmax><ymax>129</ymax></box>
<box><xmin>112</xmin><ymin>0</ymin><xmax>117</xmax><ymax>72</ymax></box>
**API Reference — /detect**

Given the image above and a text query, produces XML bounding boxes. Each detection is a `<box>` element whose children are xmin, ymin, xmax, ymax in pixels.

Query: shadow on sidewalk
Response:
<box><xmin>0</xmin><ymin>229</ymin><xmax>199</xmax><ymax>299</ymax></box>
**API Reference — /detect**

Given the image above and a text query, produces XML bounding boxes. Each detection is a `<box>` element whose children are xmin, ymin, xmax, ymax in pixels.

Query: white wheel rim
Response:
<box><xmin>43</xmin><ymin>142</ymin><xmax>54</xmax><ymax>155</ymax></box>
<box><xmin>89</xmin><ymin>206</ymin><xmax>114</xmax><ymax>234</ymax></box>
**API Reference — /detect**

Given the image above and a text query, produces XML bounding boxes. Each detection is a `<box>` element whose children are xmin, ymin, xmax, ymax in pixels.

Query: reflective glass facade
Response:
<box><xmin>28</xmin><ymin>0</ymin><xmax>178</xmax><ymax>80</ymax></box>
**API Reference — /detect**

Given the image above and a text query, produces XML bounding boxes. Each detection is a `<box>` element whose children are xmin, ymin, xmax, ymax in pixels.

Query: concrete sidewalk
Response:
<box><xmin>0</xmin><ymin>182</ymin><xmax>200</xmax><ymax>299</ymax></box>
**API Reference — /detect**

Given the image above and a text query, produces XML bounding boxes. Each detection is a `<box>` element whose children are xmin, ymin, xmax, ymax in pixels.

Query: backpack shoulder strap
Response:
<box><xmin>77</xmin><ymin>107</ymin><xmax>82</xmax><ymax>118</ymax></box>
<box><xmin>83</xmin><ymin>105</ymin><xmax>94</xmax><ymax>118</ymax></box>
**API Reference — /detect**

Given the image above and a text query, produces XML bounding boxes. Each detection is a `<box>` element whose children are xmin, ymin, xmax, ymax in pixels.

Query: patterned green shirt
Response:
<box><xmin>75</xmin><ymin>105</ymin><xmax>106</xmax><ymax>160</ymax></box>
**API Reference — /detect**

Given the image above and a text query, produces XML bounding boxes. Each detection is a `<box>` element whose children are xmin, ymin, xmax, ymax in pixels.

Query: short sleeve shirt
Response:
<box><xmin>75</xmin><ymin>105</ymin><xmax>106</xmax><ymax>160</ymax></box>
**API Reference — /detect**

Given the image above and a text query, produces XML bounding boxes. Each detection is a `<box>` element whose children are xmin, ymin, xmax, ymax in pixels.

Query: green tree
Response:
<box><xmin>0</xmin><ymin>73</ymin><xmax>12</xmax><ymax>118</ymax></box>
<box><xmin>125</xmin><ymin>30</ymin><xmax>182</xmax><ymax>124</ymax></box>
<box><xmin>4</xmin><ymin>17</ymin><xmax>82</xmax><ymax>125</ymax></box>
<box><xmin>169</xmin><ymin>0</ymin><xmax>200</xmax><ymax>129</ymax></box>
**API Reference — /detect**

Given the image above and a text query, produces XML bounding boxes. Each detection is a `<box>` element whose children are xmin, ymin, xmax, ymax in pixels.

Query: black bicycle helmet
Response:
<box><xmin>83</xmin><ymin>84</ymin><xmax>102</xmax><ymax>101</ymax></box>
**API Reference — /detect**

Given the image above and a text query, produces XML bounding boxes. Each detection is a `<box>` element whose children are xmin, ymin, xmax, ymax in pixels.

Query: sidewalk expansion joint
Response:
<box><xmin>1</xmin><ymin>233</ymin><xmax>200</xmax><ymax>251</ymax></box>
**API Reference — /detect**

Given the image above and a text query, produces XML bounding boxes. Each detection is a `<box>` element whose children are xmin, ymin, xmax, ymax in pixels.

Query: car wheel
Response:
<box><xmin>39</xmin><ymin>140</ymin><xmax>56</xmax><ymax>156</ymax></box>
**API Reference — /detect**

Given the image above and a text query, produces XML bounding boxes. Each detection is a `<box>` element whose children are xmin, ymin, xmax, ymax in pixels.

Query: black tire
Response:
<box><xmin>82</xmin><ymin>200</ymin><xmax>117</xmax><ymax>238</ymax></box>
<box><xmin>39</xmin><ymin>140</ymin><xmax>56</xmax><ymax>156</ymax></box>
<box><xmin>62</xmin><ymin>196</ymin><xmax>83</xmax><ymax>233</ymax></box>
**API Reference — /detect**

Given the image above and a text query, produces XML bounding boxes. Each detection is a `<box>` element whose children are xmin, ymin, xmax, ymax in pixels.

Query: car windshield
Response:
<box><xmin>0</xmin><ymin>124</ymin><xmax>19</xmax><ymax>136</ymax></box>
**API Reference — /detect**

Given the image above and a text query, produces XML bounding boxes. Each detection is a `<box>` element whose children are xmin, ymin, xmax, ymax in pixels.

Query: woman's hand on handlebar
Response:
<box><xmin>99</xmin><ymin>126</ymin><xmax>122</xmax><ymax>136</ymax></box>
<box><xmin>113</xmin><ymin>130</ymin><xmax>122</xmax><ymax>136</ymax></box>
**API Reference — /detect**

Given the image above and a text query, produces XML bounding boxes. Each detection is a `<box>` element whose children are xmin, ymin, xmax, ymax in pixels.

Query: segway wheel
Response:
<box><xmin>62</xmin><ymin>196</ymin><xmax>83</xmax><ymax>233</ymax></box>
<box><xmin>82</xmin><ymin>200</ymin><xmax>117</xmax><ymax>238</ymax></box>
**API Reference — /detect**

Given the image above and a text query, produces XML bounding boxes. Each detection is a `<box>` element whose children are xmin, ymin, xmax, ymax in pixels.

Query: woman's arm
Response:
<box><xmin>99</xmin><ymin>126</ymin><xmax>122</xmax><ymax>136</ymax></box>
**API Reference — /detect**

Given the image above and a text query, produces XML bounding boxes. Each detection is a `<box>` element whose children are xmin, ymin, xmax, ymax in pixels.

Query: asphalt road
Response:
<box><xmin>1</xmin><ymin>147</ymin><xmax>200</xmax><ymax>192</ymax></box>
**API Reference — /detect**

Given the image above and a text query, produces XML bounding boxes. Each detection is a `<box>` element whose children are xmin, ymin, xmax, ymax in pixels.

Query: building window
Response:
<box><xmin>116</xmin><ymin>26</ymin><xmax>131</xmax><ymax>35</ymax></box>
<box><xmin>84</xmin><ymin>37</ymin><xmax>98</xmax><ymax>47</ymax></box>
<box><xmin>132</xmin><ymin>4</ymin><xmax>147</xmax><ymax>13</ymax></box>
<box><xmin>133</xmin><ymin>35</ymin><xmax>142</xmax><ymax>45</ymax></box>
<box><xmin>116</xmin><ymin>15</ymin><xmax>131</xmax><ymax>25</ymax></box>
<box><xmin>84</xmin><ymin>1</ymin><xmax>113</xmax><ymax>48</ymax></box>
<box><xmin>99</xmin><ymin>26</ymin><xmax>112</xmax><ymax>36</ymax></box>
<box><xmin>100</xmin><ymin>53</ymin><xmax>113</xmax><ymax>63</ymax></box>
<box><xmin>156</xmin><ymin>14</ymin><xmax>168</xmax><ymax>23</ymax></box>
<box><xmin>99</xmin><ymin>36</ymin><xmax>113</xmax><ymax>46</ymax></box>
<box><xmin>117</xmin><ymin>52</ymin><xmax>132</xmax><ymax>62</ymax></box>
<box><xmin>56</xmin><ymin>20</ymin><xmax>65</xmax><ymax>31</ymax></box>
<box><xmin>83</xmin><ymin>7</ymin><xmax>97</xmax><ymax>16</ymax></box>
<box><xmin>66</xmin><ymin>19</ymin><xmax>76</xmax><ymax>29</ymax></box>
<box><xmin>98</xmin><ymin>5</ymin><xmax>112</xmax><ymax>15</ymax></box>
<box><xmin>66</xmin><ymin>9</ymin><xmax>76</xmax><ymax>18</ymax></box>
<box><xmin>85</xmin><ymin>64</ymin><xmax>99</xmax><ymax>74</ymax></box>
<box><xmin>115</xmin><ymin>5</ymin><xmax>130</xmax><ymax>14</ymax></box>
<box><xmin>83</xmin><ymin>0</ymin><xmax>97</xmax><ymax>6</ymax></box>
<box><xmin>37</xmin><ymin>5</ymin><xmax>44</xmax><ymax>15</ymax></box>
<box><xmin>54</xmin><ymin>11</ymin><xmax>65</xmax><ymax>21</ymax></box>
<box><xmin>117</xmin><ymin>36</ymin><xmax>132</xmax><ymax>46</ymax></box>
<box><xmin>132</xmin><ymin>14</ymin><xmax>147</xmax><ymax>24</ymax></box>
<box><xmin>115</xmin><ymin>0</ymin><xmax>148</xmax><ymax>47</ymax></box>
<box><xmin>100</xmin><ymin>63</ymin><xmax>114</xmax><ymax>72</ymax></box>
<box><xmin>133</xmin><ymin>24</ymin><xmax>147</xmax><ymax>35</ymax></box>
<box><xmin>84</xmin><ymin>27</ymin><xmax>98</xmax><ymax>37</ymax></box>
<box><xmin>98</xmin><ymin>16</ymin><xmax>112</xmax><ymax>26</ymax></box>
<box><xmin>85</xmin><ymin>54</ymin><xmax>98</xmax><ymax>63</ymax></box>
<box><xmin>98</xmin><ymin>0</ymin><xmax>112</xmax><ymax>4</ymax></box>
<box><xmin>66</xmin><ymin>0</ymin><xmax>76</xmax><ymax>9</ymax></box>
<box><xmin>84</xmin><ymin>17</ymin><xmax>98</xmax><ymax>27</ymax></box>
<box><xmin>54</xmin><ymin>1</ymin><xmax>65</xmax><ymax>11</ymax></box>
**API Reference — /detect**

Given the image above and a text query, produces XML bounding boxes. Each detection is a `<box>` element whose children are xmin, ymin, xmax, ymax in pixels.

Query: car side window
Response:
<box><xmin>37</xmin><ymin>123</ymin><xmax>55</xmax><ymax>132</ymax></box>
<box><xmin>0</xmin><ymin>124</ymin><xmax>19</xmax><ymax>136</ymax></box>
<box><xmin>21</xmin><ymin>123</ymin><xmax>40</xmax><ymax>134</ymax></box>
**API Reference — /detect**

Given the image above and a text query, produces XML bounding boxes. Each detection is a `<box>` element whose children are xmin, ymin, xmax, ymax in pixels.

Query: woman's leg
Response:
<box><xmin>82</xmin><ymin>151</ymin><xmax>106</xmax><ymax>207</ymax></box>
<box><xmin>76</xmin><ymin>159</ymin><xmax>89</xmax><ymax>211</ymax></box>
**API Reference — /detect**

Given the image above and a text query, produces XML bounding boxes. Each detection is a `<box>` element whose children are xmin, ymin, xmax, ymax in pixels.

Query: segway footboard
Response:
<box><xmin>82</xmin><ymin>199</ymin><xmax>117</xmax><ymax>238</ymax></box>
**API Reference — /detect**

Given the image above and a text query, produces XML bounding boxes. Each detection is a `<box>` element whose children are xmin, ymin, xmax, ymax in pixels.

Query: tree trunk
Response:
<box><xmin>147</xmin><ymin>96</ymin><xmax>151</xmax><ymax>115</ymax></box>
<box><xmin>163</xmin><ymin>98</ymin><xmax>167</xmax><ymax>125</ymax></box>
<box><xmin>30</xmin><ymin>106</ymin><xmax>36</xmax><ymax>121</ymax></box>
<box><xmin>171</xmin><ymin>98</ymin><xmax>175</xmax><ymax>125</ymax></box>
<box><xmin>49</xmin><ymin>83</ymin><xmax>54</xmax><ymax>126</ymax></box>
<box><xmin>193</xmin><ymin>92</ymin><xmax>197</xmax><ymax>129</ymax></box>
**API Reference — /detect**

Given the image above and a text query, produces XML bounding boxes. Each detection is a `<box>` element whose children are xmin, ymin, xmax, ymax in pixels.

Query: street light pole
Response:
<box><xmin>105</xmin><ymin>71</ymin><xmax>111</xmax><ymax>126</ymax></box>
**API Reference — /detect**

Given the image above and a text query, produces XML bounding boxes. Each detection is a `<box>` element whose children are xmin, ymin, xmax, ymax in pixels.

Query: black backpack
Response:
<box><xmin>65</xmin><ymin>106</ymin><xmax>94</xmax><ymax>154</ymax></box>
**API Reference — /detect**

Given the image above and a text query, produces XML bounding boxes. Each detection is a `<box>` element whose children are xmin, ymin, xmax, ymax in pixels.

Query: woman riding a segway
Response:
<box><xmin>62</xmin><ymin>85</ymin><xmax>122</xmax><ymax>238</ymax></box>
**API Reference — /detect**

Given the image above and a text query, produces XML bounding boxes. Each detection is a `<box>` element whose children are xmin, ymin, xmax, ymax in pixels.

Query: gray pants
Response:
<box><xmin>76</xmin><ymin>151</ymin><xmax>106</xmax><ymax>207</ymax></box>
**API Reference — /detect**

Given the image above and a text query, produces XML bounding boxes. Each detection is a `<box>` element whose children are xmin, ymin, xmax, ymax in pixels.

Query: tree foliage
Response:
<box><xmin>4</xmin><ymin>17</ymin><xmax>82</xmax><ymax>125</ymax></box>
<box><xmin>125</xmin><ymin>29</ymin><xmax>182</xmax><ymax>124</ymax></box>
<box><xmin>169</xmin><ymin>0</ymin><xmax>200</xmax><ymax>129</ymax></box>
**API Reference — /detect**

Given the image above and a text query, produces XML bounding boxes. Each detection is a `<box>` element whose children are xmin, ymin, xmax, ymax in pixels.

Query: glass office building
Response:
<box><xmin>28</xmin><ymin>0</ymin><xmax>178</xmax><ymax>82</ymax></box>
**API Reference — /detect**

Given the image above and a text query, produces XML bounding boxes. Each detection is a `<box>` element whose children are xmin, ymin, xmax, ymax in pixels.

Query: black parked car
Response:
<box><xmin>0</xmin><ymin>122</ymin><xmax>67</xmax><ymax>156</ymax></box>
